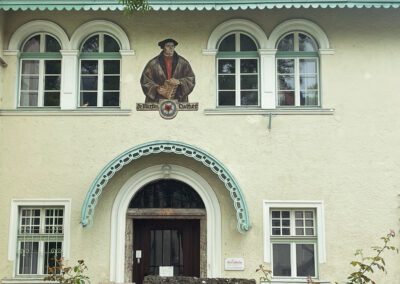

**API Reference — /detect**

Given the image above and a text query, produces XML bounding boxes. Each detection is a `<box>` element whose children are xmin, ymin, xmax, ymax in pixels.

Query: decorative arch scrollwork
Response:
<box><xmin>81</xmin><ymin>140</ymin><xmax>251</xmax><ymax>233</ymax></box>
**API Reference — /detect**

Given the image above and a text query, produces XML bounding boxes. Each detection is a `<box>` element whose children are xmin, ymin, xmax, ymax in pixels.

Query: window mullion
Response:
<box><xmin>235</xmin><ymin>59</ymin><xmax>240</xmax><ymax>106</ymax></box>
<box><xmin>38</xmin><ymin>60</ymin><xmax>45</xmax><ymax>107</ymax></box>
<box><xmin>98</xmin><ymin>60</ymin><xmax>104</xmax><ymax>107</ymax></box>
<box><xmin>295</xmin><ymin>58</ymin><xmax>300</xmax><ymax>106</ymax></box>
<box><xmin>291</xmin><ymin>242</ymin><xmax>297</xmax><ymax>277</ymax></box>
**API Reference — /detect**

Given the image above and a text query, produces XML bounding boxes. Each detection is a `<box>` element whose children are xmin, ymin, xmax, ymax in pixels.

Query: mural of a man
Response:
<box><xmin>140</xmin><ymin>38</ymin><xmax>195</xmax><ymax>103</ymax></box>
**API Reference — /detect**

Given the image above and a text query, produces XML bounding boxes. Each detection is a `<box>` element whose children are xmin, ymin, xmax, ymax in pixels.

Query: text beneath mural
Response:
<box><xmin>136</xmin><ymin>100</ymin><xmax>198</xmax><ymax>119</ymax></box>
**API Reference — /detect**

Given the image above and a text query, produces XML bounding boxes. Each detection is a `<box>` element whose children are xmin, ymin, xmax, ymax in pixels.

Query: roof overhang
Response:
<box><xmin>1</xmin><ymin>0</ymin><xmax>400</xmax><ymax>11</ymax></box>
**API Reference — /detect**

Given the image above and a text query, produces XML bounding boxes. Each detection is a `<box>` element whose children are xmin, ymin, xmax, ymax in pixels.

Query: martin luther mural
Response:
<box><xmin>140</xmin><ymin>38</ymin><xmax>196</xmax><ymax>103</ymax></box>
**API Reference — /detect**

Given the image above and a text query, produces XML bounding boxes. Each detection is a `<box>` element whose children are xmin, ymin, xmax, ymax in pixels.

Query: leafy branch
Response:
<box><xmin>119</xmin><ymin>0</ymin><xmax>150</xmax><ymax>12</ymax></box>
<box><xmin>346</xmin><ymin>230</ymin><xmax>398</xmax><ymax>284</ymax></box>
<box><xmin>44</xmin><ymin>259</ymin><xmax>90</xmax><ymax>284</ymax></box>
<box><xmin>255</xmin><ymin>264</ymin><xmax>272</xmax><ymax>283</ymax></box>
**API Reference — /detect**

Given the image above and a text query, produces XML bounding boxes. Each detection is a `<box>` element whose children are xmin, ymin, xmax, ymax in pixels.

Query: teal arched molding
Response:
<box><xmin>81</xmin><ymin>140</ymin><xmax>251</xmax><ymax>233</ymax></box>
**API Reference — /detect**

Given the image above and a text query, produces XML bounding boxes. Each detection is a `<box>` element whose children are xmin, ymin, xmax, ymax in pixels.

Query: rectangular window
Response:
<box><xmin>270</xmin><ymin>209</ymin><xmax>316</xmax><ymax>277</ymax></box>
<box><xmin>80</xmin><ymin>59</ymin><xmax>120</xmax><ymax>107</ymax></box>
<box><xmin>264</xmin><ymin>201</ymin><xmax>325</xmax><ymax>280</ymax></box>
<box><xmin>276</xmin><ymin>57</ymin><xmax>319</xmax><ymax>107</ymax></box>
<box><xmin>16</xmin><ymin>207</ymin><xmax>64</xmax><ymax>275</ymax></box>
<box><xmin>20</xmin><ymin>59</ymin><xmax>61</xmax><ymax>107</ymax></box>
<box><xmin>217</xmin><ymin>58</ymin><xmax>259</xmax><ymax>107</ymax></box>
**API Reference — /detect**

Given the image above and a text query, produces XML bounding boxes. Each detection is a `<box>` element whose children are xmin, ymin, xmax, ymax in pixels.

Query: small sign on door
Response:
<box><xmin>159</xmin><ymin>266</ymin><xmax>174</xmax><ymax>277</ymax></box>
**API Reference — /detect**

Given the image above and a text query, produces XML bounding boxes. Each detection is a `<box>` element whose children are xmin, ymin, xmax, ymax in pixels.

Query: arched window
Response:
<box><xmin>276</xmin><ymin>32</ymin><xmax>320</xmax><ymax>107</ymax></box>
<box><xmin>217</xmin><ymin>32</ymin><xmax>259</xmax><ymax>107</ymax></box>
<box><xmin>79</xmin><ymin>33</ymin><xmax>121</xmax><ymax>107</ymax></box>
<box><xmin>129</xmin><ymin>179</ymin><xmax>205</xmax><ymax>209</ymax></box>
<box><xmin>19</xmin><ymin>33</ymin><xmax>61</xmax><ymax>107</ymax></box>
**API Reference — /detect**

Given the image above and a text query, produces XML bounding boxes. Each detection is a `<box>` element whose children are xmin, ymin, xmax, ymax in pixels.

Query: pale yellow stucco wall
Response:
<box><xmin>0</xmin><ymin>8</ymin><xmax>400</xmax><ymax>284</ymax></box>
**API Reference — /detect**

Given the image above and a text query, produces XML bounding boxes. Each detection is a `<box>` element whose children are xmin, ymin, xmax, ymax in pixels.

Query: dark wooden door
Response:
<box><xmin>133</xmin><ymin>219</ymin><xmax>200</xmax><ymax>284</ymax></box>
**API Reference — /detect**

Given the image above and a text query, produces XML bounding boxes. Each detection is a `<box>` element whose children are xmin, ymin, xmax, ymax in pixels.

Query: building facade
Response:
<box><xmin>0</xmin><ymin>1</ymin><xmax>399</xmax><ymax>284</ymax></box>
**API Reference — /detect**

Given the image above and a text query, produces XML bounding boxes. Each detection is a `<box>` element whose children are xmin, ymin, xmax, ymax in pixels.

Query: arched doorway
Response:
<box><xmin>110</xmin><ymin>165</ymin><xmax>222</xmax><ymax>283</ymax></box>
<box><xmin>129</xmin><ymin>179</ymin><xmax>205</xmax><ymax>284</ymax></box>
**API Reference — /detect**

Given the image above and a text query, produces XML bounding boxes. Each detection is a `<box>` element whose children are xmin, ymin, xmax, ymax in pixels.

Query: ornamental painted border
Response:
<box><xmin>81</xmin><ymin>140</ymin><xmax>250</xmax><ymax>233</ymax></box>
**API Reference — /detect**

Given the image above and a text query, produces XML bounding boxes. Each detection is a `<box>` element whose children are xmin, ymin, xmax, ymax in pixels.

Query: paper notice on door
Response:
<box><xmin>159</xmin><ymin>266</ymin><xmax>174</xmax><ymax>277</ymax></box>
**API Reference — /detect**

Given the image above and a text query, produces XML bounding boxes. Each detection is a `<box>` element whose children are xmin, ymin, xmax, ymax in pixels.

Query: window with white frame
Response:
<box><xmin>270</xmin><ymin>209</ymin><xmax>317</xmax><ymax>277</ymax></box>
<box><xmin>19</xmin><ymin>33</ymin><xmax>62</xmax><ymax>107</ymax></box>
<box><xmin>264</xmin><ymin>201</ymin><xmax>325</xmax><ymax>280</ymax></box>
<box><xmin>276</xmin><ymin>32</ymin><xmax>320</xmax><ymax>107</ymax></box>
<box><xmin>16</xmin><ymin>207</ymin><xmax>64</xmax><ymax>275</ymax></box>
<box><xmin>79</xmin><ymin>33</ymin><xmax>121</xmax><ymax>107</ymax></box>
<box><xmin>217</xmin><ymin>32</ymin><xmax>259</xmax><ymax>106</ymax></box>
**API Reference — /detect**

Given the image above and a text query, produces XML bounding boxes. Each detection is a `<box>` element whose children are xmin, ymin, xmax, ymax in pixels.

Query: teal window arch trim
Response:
<box><xmin>81</xmin><ymin>140</ymin><xmax>251</xmax><ymax>233</ymax></box>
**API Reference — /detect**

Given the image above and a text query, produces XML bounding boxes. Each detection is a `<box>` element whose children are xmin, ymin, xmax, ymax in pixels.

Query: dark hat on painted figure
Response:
<box><xmin>158</xmin><ymin>38</ymin><xmax>178</xmax><ymax>48</ymax></box>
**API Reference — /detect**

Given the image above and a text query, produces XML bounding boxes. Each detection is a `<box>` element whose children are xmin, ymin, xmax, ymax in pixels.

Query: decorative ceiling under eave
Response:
<box><xmin>1</xmin><ymin>0</ymin><xmax>400</xmax><ymax>11</ymax></box>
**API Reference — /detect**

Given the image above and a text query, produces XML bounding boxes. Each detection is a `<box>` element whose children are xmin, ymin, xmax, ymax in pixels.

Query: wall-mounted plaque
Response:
<box><xmin>224</xmin><ymin>258</ymin><xmax>245</xmax><ymax>271</ymax></box>
<box><xmin>159</xmin><ymin>266</ymin><xmax>174</xmax><ymax>277</ymax></box>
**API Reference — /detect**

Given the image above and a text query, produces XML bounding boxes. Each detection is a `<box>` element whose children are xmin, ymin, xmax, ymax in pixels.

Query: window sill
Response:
<box><xmin>204</xmin><ymin>107</ymin><xmax>334</xmax><ymax>115</ymax></box>
<box><xmin>0</xmin><ymin>108</ymin><xmax>132</xmax><ymax>116</ymax></box>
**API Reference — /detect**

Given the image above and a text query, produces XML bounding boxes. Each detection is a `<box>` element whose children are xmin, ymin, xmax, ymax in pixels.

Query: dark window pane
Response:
<box><xmin>218</xmin><ymin>60</ymin><xmax>235</xmax><ymax>74</ymax></box>
<box><xmin>22</xmin><ymin>60</ymin><xmax>39</xmax><ymax>74</ymax></box>
<box><xmin>45</xmin><ymin>76</ymin><xmax>61</xmax><ymax>90</ymax></box>
<box><xmin>81</xmin><ymin>76</ymin><xmax>98</xmax><ymax>90</ymax></box>
<box><xmin>272</xmin><ymin>228</ymin><xmax>281</xmax><ymax>235</ymax></box>
<box><xmin>272</xmin><ymin>211</ymin><xmax>280</xmax><ymax>218</ymax></box>
<box><xmin>82</xmin><ymin>35</ymin><xmax>99</xmax><ymax>52</ymax></box>
<box><xmin>129</xmin><ymin>180</ymin><xmax>205</xmax><ymax>209</ymax></box>
<box><xmin>240</xmin><ymin>59</ymin><xmax>257</xmax><ymax>73</ymax></box>
<box><xmin>23</xmin><ymin>35</ymin><xmax>40</xmax><ymax>52</ymax></box>
<box><xmin>241</xmin><ymin>75</ymin><xmax>258</xmax><ymax>90</ymax></box>
<box><xmin>295</xmin><ymin>211</ymin><xmax>304</xmax><ymax>218</ymax></box>
<box><xmin>20</xmin><ymin>92</ymin><xmax>38</xmax><ymax>106</ymax></box>
<box><xmin>104</xmin><ymin>35</ymin><xmax>120</xmax><ymax>52</ymax></box>
<box><xmin>19</xmin><ymin>242</ymin><xmax>39</xmax><ymax>274</ymax></box>
<box><xmin>45</xmin><ymin>35</ymin><xmax>61</xmax><ymax>52</ymax></box>
<box><xmin>273</xmin><ymin>244</ymin><xmax>291</xmax><ymax>276</ymax></box>
<box><xmin>104</xmin><ymin>76</ymin><xmax>120</xmax><ymax>91</ymax></box>
<box><xmin>240</xmin><ymin>34</ymin><xmax>257</xmax><ymax>51</ymax></box>
<box><xmin>282</xmin><ymin>220</ymin><xmax>290</xmax><ymax>227</ymax></box>
<box><xmin>277</xmin><ymin>34</ymin><xmax>294</xmax><ymax>51</ymax></box>
<box><xmin>104</xmin><ymin>60</ymin><xmax>120</xmax><ymax>74</ymax></box>
<box><xmin>218</xmin><ymin>91</ymin><xmax>235</xmax><ymax>106</ymax></box>
<box><xmin>278</xmin><ymin>75</ymin><xmax>295</xmax><ymax>90</ymax></box>
<box><xmin>281</xmin><ymin>211</ymin><xmax>290</xmax><ymax>218</ymax></box>
<box><xmin>218</xmin><ymin>34</ymin><xmax>235</xmax><ymax>51</ymax></box>
<box><xmin>296</xmin><ymin>228</ymin><xmax>305</xmax><ymax>235</ymax></box>
<box><xmin>21</xmin><ymin>76</ymin><xmax>39</xmax><ymax>91</ymax></box>
<box><xmin>80</xmin><ymin>92</ymin><xmax>97</xmax><ymax>106</ymax></box>
<box><xmin>241</xmin><ymin>91</ymin><xmax>258</xmax><ymax>105</ymax></box>
<box><xmin>43</xmin><ymin>242</ymin><xmax>63</xmax><ymax>274</ymax></box>
<box><xmin>300</xmin><ymin>91</ymin><xmax>318</xmax><ymax>106</ymax></box>
<box><xmin>278</xmin><ymin>91</ymin><xmax>295</xmax><ymax>106</ymax></box>
<box><xmin>218</xmin><ymin>75</ymin><xmax>235</xmax><ymax>90</ymax></box>
<box><xmin>282</xmin><ymin>228</ymin><xmax>290</xmax><ymax>235</ymax></box>
<box><xmin>296</xmin><ymin>244</ymin><xmax>315</xmax><ymax>277</ymax></box>
<box><xmin>272</xmin><ymin>220</ymin><xmax>280</xmax><ymax>226</ymax></box>
<box><xmin>277</xmin><ymin>59</ymin><xmax>294</xmax><ymax>74</ymax></box>
<box><xmin>45</xmin><ymin>61</ymin><xmax>61</xmax><ymax>74</ymax></box>
<box><xmin>299</xmin><ymin>33</ymin><xmax>317</xmax><ymax>52</ymax></box>
<box><xmin>305</xmin><ymin>211</ymin><xmax>314</xmax><ymax>219</ymax></box>
<box><xmin>81</xmin><ymin>60</ymin><xmax>98</xmax><ymax>74</ymax></box>
<box><xmin>44</xmin><ymin>92</ymin><xmax>60</xmax><ymax>106</ymax></box>
<box><xmin>103</xmin><ymin>92</ymin><xmax>120</xmax><ymax>107</ymax></box>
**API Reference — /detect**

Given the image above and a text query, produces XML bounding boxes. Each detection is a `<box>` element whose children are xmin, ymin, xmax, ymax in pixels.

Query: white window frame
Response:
<box><xmin>216</xmin><ymin>32</ymin><xmax>260</xmax><ymax>107</ymax></box>
<box><xmin>79</xmin><ymin>33</ymin><xmax>121</xmax><ymax>107</ymax></box>
<box><xmin>8</xmin><ymin>199</ymin><xmax>71</xmax><ymax>278</ymax></box>
<box><xmin>263</xmin><ymin>201</ymin><xmax>326</xmax><ymax>271</ymax></box>
<box><xmin>18</xmin><ymin>33</ymin><xmax>62</xmax><ymax>108</ymax></box>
